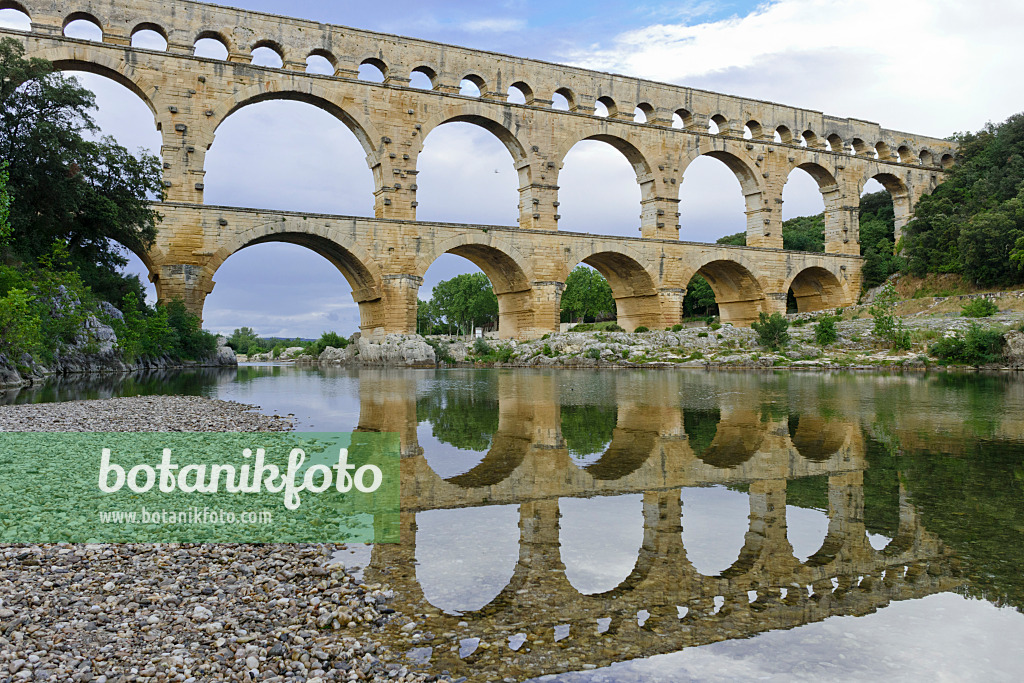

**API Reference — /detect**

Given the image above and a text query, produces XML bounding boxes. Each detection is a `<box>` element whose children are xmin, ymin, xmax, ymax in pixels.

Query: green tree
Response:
<box><xmin>751</xmin><ymin>311</ymin><xmax>790</xmax><ymax>350</ymax></box>
<box><xmin>560</xmin><ymin>266</ymin><xmax>615</xmax><ymax>323</ymax></box>
<box><xmin>683</xmin><ymin>274</ymin><xmax>718</xmax><ymax>318</ymax></box>
<box><xmin>0</xmin><ymin>161</ymin><xmax>11</xmax><ymax>250</ymax></box>
<box><xmin>869</xmin><ymin>283</ymin><xmax>911</xmax><ymax>350</ymax></box>
<box><xmin>0</xmin><ymin>37</ymin><xmax>163</xmax><ymax>306</ymax></box>
<box><xmin>430</xmin><ymin>272</ymin><xmax>498</xmax><ymax>335</ymax></box>
<box><xmin>227</xmin><ymin>326</ymin><xmax>261</xmax><ymax>355</ymax></box>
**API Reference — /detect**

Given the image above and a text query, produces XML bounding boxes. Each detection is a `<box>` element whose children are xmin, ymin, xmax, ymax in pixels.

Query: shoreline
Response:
<box><xmin>0</xmin><ymin>396</ymin><xmax>438</xmax><ymax>683</ymax></box>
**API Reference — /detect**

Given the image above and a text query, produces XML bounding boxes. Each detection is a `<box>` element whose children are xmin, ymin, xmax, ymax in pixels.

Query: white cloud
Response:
<box><xmin>565</xmin><ymin>0</ymin><xmax>1024</xmax><ymax>137</ymax></box>
<box><xmin>460</xmin><ymin>18</ymin><xmax>526</xmax><ymax>33</ymax></box>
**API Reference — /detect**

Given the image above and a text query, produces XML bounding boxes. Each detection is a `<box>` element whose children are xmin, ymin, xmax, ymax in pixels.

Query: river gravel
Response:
<box><xmin>0</xmin><ymin>396</ymin><xmax>442</xmax><ymax>683</ymax></box>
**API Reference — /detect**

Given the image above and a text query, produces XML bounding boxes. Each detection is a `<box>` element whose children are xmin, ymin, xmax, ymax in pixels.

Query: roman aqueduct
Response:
<box><xmin>1</xmin><ymin>0</ymin><xmax>957</xmax><ymax>336</ymax></box>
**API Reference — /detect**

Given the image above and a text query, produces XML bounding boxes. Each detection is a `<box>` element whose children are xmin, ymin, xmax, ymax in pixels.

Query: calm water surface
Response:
<box><xmin>5</xmin><ymin>366</ymin><xmax>1024</xmax><ymax>681</ymax></box>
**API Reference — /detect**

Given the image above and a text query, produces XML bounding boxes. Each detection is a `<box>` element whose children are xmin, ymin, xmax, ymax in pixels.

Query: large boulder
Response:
<box><xmin>1003</xmin><ymin>331</ymin><xmax>1024</xmax><ymax>368</ymax></box>
<box><xmin>354</xmin><ymin>334</ymin><xmax>436</xmax><ymax>367</ymax></box>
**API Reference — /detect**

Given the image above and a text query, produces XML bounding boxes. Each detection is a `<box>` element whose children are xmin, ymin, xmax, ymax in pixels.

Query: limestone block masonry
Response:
<box><xmin>3</xmin><ymin>0</ymin><xmax>956</xmax><ymax>337</ymax></box>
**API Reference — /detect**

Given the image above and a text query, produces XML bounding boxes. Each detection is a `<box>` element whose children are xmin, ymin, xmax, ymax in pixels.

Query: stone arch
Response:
<box><xmin>678</xmin><ymin>146</ymin><xmax>765</xmax><ymax>247</ymax></box>
<box><xmin>210</xmin><ymin>85</ymin><xmax>380</xmax><ymax>161</ymax></box>
<box><xmin>745</xmin><ymin>120</ymin><xmax>762</xmax><ymax>139</ymax></box>
<box><xmin>250</xmin><ymin>39</ymin><xmax>285</xmax><ymax>67</ymax></box>
<box><xmin>875</xmin><ymin>141</ymin><xmax>892</xmax><ymax>161</ymax></box>
<box><xmin>459</xmin><ymin>72</ymin><xmax>487</xmax><ymax>96</ymax></box>
<box><xmin>62</xmin><ymin>11</ymin><xmax>104</xmax><ymax>38</ymax></box>
<box><xmin>37</xmin><ymin>46</ymin><xmax>161</xmax><ymax>118</ymax></box>
<box><xmin>305</xmin><ymin>48</ymin><xmax>337</xmax><ymax>75</ymax></box>
<box><xmin>941</xmin><ymin>153</ymin><xmax>955</xmax><ymax>169</ymax></box>
<box><xmin>826</xmin><ymin>133</ymin><xmax>844</xmax><ymax>153</ymax></box>
<box><xmin>555</xmin><ymin>132</ymin><xmax>655</xmax><ymax>202</ymax></box>
<box><xmin>896</xmin><ymin>145</ymin><xmax>913</xmax><ymax>163</ymax></box>
<box><xmin>206</xmin><ymin>223</ymin><xmax>384</xmax><ymax>328</ymax></box>
<box><xmin>194</xmin><ymin>29</ymin><xmax>233</xmax><ymax>57</ymax></box>
<box><xmin>0</xmin><ymin>1</ymin><xmax>29</xmax><ymax>17</ymax></box>
<box><xmin>129</xmin><ymin>22</ymin><xmax>168</xmax><ymax>50</ymax></box>
<box><xmin>508</xmin><ymin>80</ymin><xmax>533</xmax><ymax>104</ymax></box>
<box><xmin>709</xmin><ymin>113</ymin><xmax>728</xmax><ymax>134</ymax></box>
<box><xmin>776</xmin><ymin>125</ymin><xmax>793</xmax><ymax>144</ymax></box>
<box><xmin>802</xmin><ymin>130</ymin><xmax>819</xmax><ymax>148</ymax></box>
<box><xmin>358</xmin><ymin>56</ymin><xmax>388</xmax><ymax>81</ymax></box>
<box><xmin>595</xmin><ymin>95</ymin><xmax>617</xmax><ymax>117</ymax></box>
<box><xmin>568</xmin><ymin>248</ymin><xmax>661</xmax><ymax>331</ymax></box>
<box><xmin>850</xmin><ymin>137</ymin><xmax>868</xmax><ymax>155</ymax></box>
<box><xmin>860</xmin><ymin>171</ymin><xmax>912</xmax><ymax>245</ymax></box>
<box><xmin>417</xmin><ymin>234</ymin><xmax>535</xmax><ymax>338</ymax></box>
<box><xmin>417</xmin><ymin>110</ymin><xmax>528</xmax><ymax>163</ymax></box>
<box><xmin>919</xmin><ymin>148</ymin><xmax>933</xmax><ymax>166</ymax></box>
<box><xmin>688</xmin><ymin>258</ymin><xmax>769</xmax><ymax>326</ymax></box>
<box><xmin>785</xmin><ymin>266</ymin><xmax>849</xmax><ymax>313</ymax></box>
<box><xmin>409</xmin><ymin>64</ymin><xmax>438</xmax><ymax>89</ymax></box>
<box><xmin>634</xmin><ymin>102</ymin><xmax>654</xmax><ymax>124</ymax></box>
<box><xmin>673</xmin><ymin>108</ymin><xmax>693</xmax><ymax>129</ymax></box>
<box><xmin>553</xmin><ymin>86</ymin><xmax>577</xmax><ymax>111</ymax></box>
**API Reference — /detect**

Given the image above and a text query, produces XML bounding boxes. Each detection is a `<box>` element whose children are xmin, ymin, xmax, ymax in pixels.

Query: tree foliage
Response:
<box><xmin>0</xmin><ymin>37</ymin><xmax>163</xmax><ymax>306</ymax></box>
<box><xmin>904</xmin><ymin>113</ymin><xmax>1024</xmax><ymax>286</ymax></box>
<box><xmin>428</xmin><ymin>272</ymin><xmax>498</xmax><ymax>335</ymax></box>
<box><xmin>751</xmin><ymin>311</ymin><xmax>790</xmax><ymax>350</ymax></box>
<box><xmin>561</xmin><ymin>266</ymin><xmax>615</xmax><ymax>323</ymax></box>
<box><xmin>683</xmin><ymin>274</ymin><xmax>718</xmax><ymax>318</ymax></box>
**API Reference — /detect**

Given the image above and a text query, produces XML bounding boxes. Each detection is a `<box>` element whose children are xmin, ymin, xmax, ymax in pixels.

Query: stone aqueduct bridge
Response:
<box><xmin>352</xmin><ymin>371</ymin><xmax>961</xmax><ymax>679</ymax></box>
<box><xmin>4</xmin><ymin>0</ymin><xmax>957</xmax><ymax>336</ymax></box>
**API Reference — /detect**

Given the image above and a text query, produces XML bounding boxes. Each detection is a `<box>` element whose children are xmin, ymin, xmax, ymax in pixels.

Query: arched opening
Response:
<box><xmin>305</xmin><ymin>51</ymin><xmax>336</xmax><ymax>76</ymax></box>
<box><xmin>130</xmin><ymin>24</ymin><xmax>167</xmax><ymax>51</ymax></box>
<box><xmin>0</xmin><ymin>4</ymin><xmax>31</xmax><ymax>31</ymax></box>
<box><xmin>559</xmin><ymin>136</ymin><xmax>647</xmax><ymax>238</ymax></box>
<box><xmin>552</xmin><ymin>87</ymin><xmax>574</xmax><ymax>111</ymax></box>
<box><xmin>875</xmin><ymin>141</ymin><xmax>892</xmax><ymax>161</ymax></box>
<box><xmin>785</xmin><ymin>474</ymin><xmax>830</xmax><ymax>563</ymax></box>
<box><xmin>594</xmin><ymin>96</ymin><xmax>615</xmax><ymax>117</ymax></box>
<box><xmin>205</xmin><ymin>239</ymin><xmax>368</xmax><ymax>339</ymax></box>
<box><xmin>896</xmin><ymin>145</ymin><xmax>912</xmax><ymax>163</ymax></box>
<box><xmin>680</xmin><ymin>486</ymin><xmax>750</xmax><ymax>577</ymax></box>
<box><xmin>193</xmin><ymin>33</ymin><xmax>228</xmax><ymax>60</ymax></box>
<box><xmin>415</xmin><ymin>506</ymin><xmax>520</xmax><ymax>614</ymax></box>
<box><xmin>941</xmin><ymin>153</ymin><xmax>955</xmax><ymax>169</ymax></box>
<box><xmin>826</xmin><ymin>133</ymin><xmax>844</xmax><ymax>154</ymax></box>
<box><xmin>859</xmin><ymin>175</ymin><xmax>902</xmax><ymax>288</ymax></box>
<box><xmin>459</xmin><ymin>74</ymin><xmax>485</xmax><ymax>97</ymax></box>
<box><xmin>683</xmin><ymin>409</ymin><xmax>720</xmax><ymax>458</ymax></box>
<box><xmin>802</xmin><ymin>130</ymin><xmax>818</xmax><ymax>148</ymax></box>
<box><xmin>788</xmin><ymin>267</ymin><xmax>846</xmax><ymax>313</ymax></box>
<box><xmin>851</xmin><ymin>138</ymin><xmax>868</xmax><ymax>155</ymax></box>
<box><xmin>691</xmin><ymin>260</ymin><xmax>767</xmax><ymax>326</ymax></box>
<box><xmin>204</xmin><ymin>98</ymin><xmax>374</xmax><ymax>215</ymax></box>
<box><xmin>678</xmin><ymin>153</ymin><xmax>751</xmax><ymax>244</ymax></box>
<box><xmin>788</xmin><ymin>414</ymin><xmax>846</xmax><ymax>460</ymax></box>
<box><xmin>560</xmin><ymin>400</ymin><xmax>617</xmax><ymax>463</ymax></box>
<box><xmin>420</xmin><ymin>244</ymin><xmax>531</xmax><ymax>338</ymax></box>
<box><xmin>507</xmin><ymin>81</ymin><xmax>532</xmax><ymax>105</ymax></box>
<box><xmin>416</xmin><ymin>118</ymin><xmax>523</xmax><ymax>225</ymax></box>
<box><xmin>682</xmin><ymin>273</ymin><xmax>718</xmax><ymax>319</ymax></box>
<box><xmin>250</xmin><ymin>44</ymin><xmax>283</xmax><ymax>68</ymax></box>
<box><xmin>775</xmin><ymin>125</ymin><xmax>792</xmax><ymax>144</ymax></box>
<box><xmin>781</xmin><ymin>165</ymin><xmax>829</xmax><ymax>255</ymax></box>
<box><xmin>698</xmin><ymin>416</ymin><xmax>765</xmax><ymax>468</ymax></box>
<box><xmin>63</xmin><ymin>13</ymin><xmax>103</xmax><ymax>42</ymax></box>
<box><xmin>709</xmin><ymin>114</ymin><xmax>727</xmax><ymax>135</ymax></box>
<box><xmin>672</xmin><ymin>109</ymin><xmax>692</xmax><ymax>129</ymax></box>
<box><xmin>410</xmin><ymin>66</ymin><xmax>436</xmax><ymax>90</ymax></box>
<box><xmin>45</xmin><ymin>68</ymin><xmax>163</xmax><ymax>305</ymax></box>
<box><xmin>560</xmin><ymin>495</ymin><xmax>643</xmax><ymax>595</ymax></box>
<box><xmin>573</xmin><ymin>252</ymin><xmax>659</xmax><ymax>331</ymax></box>
<box><xmin>919</xmin><ymin>149</ymin><xmax>934</xmax><ymax>166</ymax></box>
<box><xmin>744</xmin><ymin>120</ymin><xmax>761</xmax><ymax>140</ymax></box>
<box><xmin>634</xmin><ymin>103</ymin><xmax>654</xmax><ymax>124</ymax></box>
<box><xmin>358</xmin><ymin>59</ymin><xmax>386</xmax><ymax>83</ymax></box>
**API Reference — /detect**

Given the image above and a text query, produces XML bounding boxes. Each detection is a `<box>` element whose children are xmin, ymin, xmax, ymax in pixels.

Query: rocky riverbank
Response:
<box><xmin>304</xmin><ymin>310</ymin><xmax>1024</xmax><ymax>372</ymax></box>
<box><xmin>0</xmin><ymin>396</ymin><xmax>442</xmax><ymax>683</ymax></box>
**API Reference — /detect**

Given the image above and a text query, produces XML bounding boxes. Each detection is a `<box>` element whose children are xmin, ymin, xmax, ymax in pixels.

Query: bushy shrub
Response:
<box><xmin>585</xmin><ymin>348</ymin><xmax>601</xmax><ymax>359</ymax></box>
<box><xmin>929</xmin><ymin>324</ymin><xmax>1006</xmax><ymax>365</ymax></box>
<box><xmin>671</xmin><ymin>324</ymin><xmax>683</xmax><ymax>332</ymax></box>
<box><xmin>426</xmin><ymin>339</ymin><xmax>454</xmax><ymax>364</ymax></box>
<box><xmin>0</xmin><ymin>288</ymin><xmax>41</xmax><ymax>366</ymax></box>
<box><xmin>634</xmin><ymin>326</ymin><xmax>650</xmax><ymax>333</ymax></box>
<box><xmin>542</xmin><ymin>343</ymin><xmax>556</xmax><ymax>357</ymax></box>
<box><xmin>697</xmin><ymin>332</ymin><xmax>709</xmax><ymax>338</ymax></box>
<box><xmin>870</xmin><ymin>283</ymin><xmax>911</xmax><ymax>350</ymax></box>
<box><xmin>814</xmin><ymin>315</ymin><xmax>839</xmax><ymax>345</ymax></box>
<box><xmin>605</xmin><ymin>323</ymin><xmax>625</xmax><ymax>332</ymax></box>
<box><xmin>473</xmin><ymin>337</ymin><xmax>492</xmax><ymax>355</ymax></box>
<box><xmin>570</xmin><ymin>323</ymin><xmax>594</xmax><ymax>332</ymax></box>
<box><xmin>495</xmin><ymin>346</ymin><xmax>514</xmax><ymax>363</ymax></box>
<box><xmin>961</xmin><ymin>298</ymin><xmax>999</xmax><ymax>318</ymax></box>
<box><xmin>709</xmin><ymin>321</ymin><xmax>722</xmax><ymax>331</ymax></box>
<box><xmin>751</xmin><ymin>312</ymin><xmax>790</xmax><ymax>350</ymax></box>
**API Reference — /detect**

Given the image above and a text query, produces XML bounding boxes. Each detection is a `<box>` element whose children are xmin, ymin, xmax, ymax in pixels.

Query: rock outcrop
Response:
<box><xmin>318</xmin><ymin>334</ymin><xmax>436</xmax><ymax>367</ymax></box>
<box><xmin>1004</xmin><ymin>331</ymin><xmax>1024</xmax><ymax>369</ymax></box>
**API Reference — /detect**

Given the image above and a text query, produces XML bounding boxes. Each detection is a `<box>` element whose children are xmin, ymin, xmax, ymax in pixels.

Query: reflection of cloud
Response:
<box><xmin>460</xmin><ymin>18</ymin><xmax>526</xmax><ymax>32</ymax></box>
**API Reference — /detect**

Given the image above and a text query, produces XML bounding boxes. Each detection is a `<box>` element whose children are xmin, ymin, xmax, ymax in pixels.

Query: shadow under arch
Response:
<box><xmin>417</xmin><ymin>235</ymin><xmax>534</xmax><ymax>338</ymax></box>
<box><xmin>690</xmin><ymin>258</ymin><xmax>769</xmax><ymax>327</ymax></box>
<box><xmin>786</xmin><ymin>266</ymin><xmax>848</xmax><ymax>313</ymax></box>
<box><xmin>206</xmin><ymin>224</ymin><xmax>383</xmax><ymax>326</ymax></box>
<box><xmin>569</xmin><ymin>248</ymin><xmax>661</xmax><ymax>331</ymax></box>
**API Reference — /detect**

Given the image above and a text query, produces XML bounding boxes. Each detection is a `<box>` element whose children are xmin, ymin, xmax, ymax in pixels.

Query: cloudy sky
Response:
<box><xmin>2</xmin><ymin>0</ymin><xmax>1020</xmax><ymax>337</ymax></box>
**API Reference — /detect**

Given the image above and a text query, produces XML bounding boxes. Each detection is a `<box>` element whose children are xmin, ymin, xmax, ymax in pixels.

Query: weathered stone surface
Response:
<box><xmin>1004</xmin><ymin>331</ymin><xmax>1024</xmax><ymax>368</ymax></box>
<box><xmin>6</xmin><ymin>0</ymin><xmax>956</xmax><ymax>338</ymax></box>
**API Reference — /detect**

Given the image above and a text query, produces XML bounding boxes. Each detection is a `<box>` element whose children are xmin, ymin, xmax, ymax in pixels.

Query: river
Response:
<box><xmin>4</xmin><ymin>365</ymin><xmax>1024</xmax><ymax>681</ymax></box>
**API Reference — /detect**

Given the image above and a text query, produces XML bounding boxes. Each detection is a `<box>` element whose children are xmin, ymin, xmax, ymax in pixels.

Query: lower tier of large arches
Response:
<box><xmin>146</xmin><ymin>203</ymin><xmax>863</xmax><ymax>338</ymax></box>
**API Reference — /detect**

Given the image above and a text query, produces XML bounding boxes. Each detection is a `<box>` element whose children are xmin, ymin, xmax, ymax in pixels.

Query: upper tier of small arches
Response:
<box><xmin>2</xmin><ymin>0</ymin><xmax>955</xmax><ymax>169</ymax></box>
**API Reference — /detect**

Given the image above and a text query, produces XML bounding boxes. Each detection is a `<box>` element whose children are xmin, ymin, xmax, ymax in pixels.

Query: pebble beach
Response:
<box><xmin>0</xmin><ymin>396</ymin><xmax>438</xmax><ymax>683</ymax></box>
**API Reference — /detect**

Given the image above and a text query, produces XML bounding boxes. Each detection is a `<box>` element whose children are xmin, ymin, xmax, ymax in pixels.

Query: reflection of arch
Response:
<box><xmin>698</xmin><ymin>420</ymin><xmax>765</xmax><ymax>468</ymax></box>
<box><xmin>788</xmin><ymin>415</ymin><xmax>846</xmax><ymax>461</ymax></box>
<box><xmin>786</xmin><ymin>266</ymin><xmax>847</xmax><ymax>313</ymax></box>
<box><xmin>211</xmin><ymin>87</ymin><xmax>379</xmax><ymax>159</ymax></box>
<box><xmin>570</xmin><ymin>248</ymin><xmax>660</xmax><ymax>332</ymax></box>
<box><xmin>582</xmin><ymin>429</ymin><xmax>658</xmax><ymax>480</ymax></box>
<box><xmin>444</xmin><ymin>435</ymin><xmax>530</xmax><ymax>488</ymax></box>
<box><xmin>691</xmin><ymin>258</ymin><xmax>768</xmax><ymax>326</ymax></box>
<box><xmin>208</xmin><ymin>224</ymin><xmax>383</xmax><ymax>302</ymax></box>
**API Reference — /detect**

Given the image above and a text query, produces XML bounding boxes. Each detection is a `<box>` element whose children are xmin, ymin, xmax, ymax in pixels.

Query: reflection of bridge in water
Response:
<box><xmin>355</xmin><ymin>370</ymin><xmax>963</xmax><ymax>681</ymax></box>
